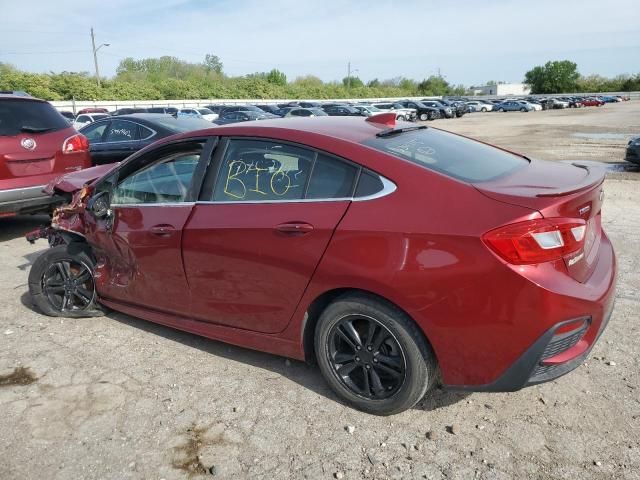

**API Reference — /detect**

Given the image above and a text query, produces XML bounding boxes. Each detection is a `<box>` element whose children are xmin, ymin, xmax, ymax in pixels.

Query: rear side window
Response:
<box><xmin>104</xmin><ymin>120</ymin><xmax>140</xmax><ymax>142</ymax></box>
<box><xmin>212</xmin><ymin>139</ymin><xmax>313</xmax><ymax>201</ymax></box>
<box><xmin>0</xmin><ymin>99</ymin><xmax>69</xmax><ymax>136</ymax></box>
<box><xmin>210</xmin><ymin>139</ymin><xmax>361</xmax><ymax>202</ymax></box>
<box><xmin>362</xmin><ymin>129</ymin><xmax>527</xmax><ymax>182</ymax></box>
<box><xmin>306</xmin><ymin>154</ymin><xmax>357</xmax><ymax>199</ymax></box>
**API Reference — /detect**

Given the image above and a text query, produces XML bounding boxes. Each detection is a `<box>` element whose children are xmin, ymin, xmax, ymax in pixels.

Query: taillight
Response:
<box><xmin>482</xmin><ymin>218</ymin><xmax>587</xmax><ymax>265</ymax></box>
<box><xmin>62</xmin><ymin>134</ymin><xmax>89</xmax><ymax>154</ymax></box>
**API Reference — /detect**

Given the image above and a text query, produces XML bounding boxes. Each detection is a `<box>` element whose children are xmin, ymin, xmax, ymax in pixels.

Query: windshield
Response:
<box><xmin>198</xmin><ymin>108</ymin><xmax>214</xmax><ymax>115</ymax></box>
<box><xmin>0</xmin><ymin>99</ymin><xmax>69</xmax><ymax>136</ymax></box>
<box><xmin>363</xmin><ymin>128</ymin><xmax>527</xmax><ymax>183</ymax></box>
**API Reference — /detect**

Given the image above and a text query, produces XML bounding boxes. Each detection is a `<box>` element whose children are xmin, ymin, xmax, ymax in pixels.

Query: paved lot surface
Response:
<box><xmin>1</xmin><ymin>102</ymin><xmax>639</xmax><ymax>480</ymax></box>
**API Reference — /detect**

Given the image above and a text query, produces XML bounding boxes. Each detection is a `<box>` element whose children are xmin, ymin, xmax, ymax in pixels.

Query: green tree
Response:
<box><xmin>417</xmin><ymin>76</ymin><xmax>452</xmax><ymax>96</ymax></box>
<box><xmin>342</xmin><ymin>76</ymin><xmax>364</xmax><ymax>88</ymax></box>
<box><xmin>203</xmin><ymin>54</ymin><xmax>223</xmax><ymax>75</ymax></box>
<box><xmin>266</xmin><ymin>68</ymin><xmax>287</xmax><ymax>86</ymax></box>
<box><xmin>524</xmin><ymin>60</ymin><xmax>580</xmax><ymax>94</ymax></box>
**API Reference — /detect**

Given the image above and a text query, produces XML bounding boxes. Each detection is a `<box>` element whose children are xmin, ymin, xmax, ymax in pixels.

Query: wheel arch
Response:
<box><xmin>301</xmin><ymin>287</ymin><xmax>438</xmax><ymax>367</ymax></box>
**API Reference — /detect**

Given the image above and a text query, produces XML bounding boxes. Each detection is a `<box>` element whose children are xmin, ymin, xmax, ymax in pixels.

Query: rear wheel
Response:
<box><xmin>315</xmin><ymin>293</ymin><xmax>437</xmax><ymax>415</ymax></box>
<box><xmin>499</xmin><ymin>107</ymin><xmax>505</xmax><ymax>112</ymax></box>
<box><xmin>481</xmin><ymin>107</ymin><xmax>487</xmax><ymax>112</ymax></box>
<box><xmin>520</xmin><ymin>107</ymin><xmax>527</xmax><ymax>112</ymax></box>
<box><xmin>28</xmin><ymin>244</ymin><xmax>106</xmax><ymax>317</ymax></box>
<box><xmin>397</xmin><ymin>115</ymin><xmax>406</xmax><ymax>121</ymax></box>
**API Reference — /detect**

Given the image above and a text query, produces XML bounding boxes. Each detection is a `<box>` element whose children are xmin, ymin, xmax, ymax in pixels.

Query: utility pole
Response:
<box><xmin>347</xmin><ymin>61</ymin><xmax>351</xmax><ymax>90</ymax></box>
<box><xmin>91</xmin><ymin>28</ymin><xmax>110</xmax><ymax>88</ymax></box>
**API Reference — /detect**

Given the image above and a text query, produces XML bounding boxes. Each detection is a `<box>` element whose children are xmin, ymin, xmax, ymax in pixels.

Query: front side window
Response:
<box><xmin>104</xmin><ymin>120</ymin><xmax>140</xmax><ymax>143</ymax></box>
<box><xmin>112</xmin><ymin>151</ymin><xmax>200</xmax><ymax>204</ymax></box>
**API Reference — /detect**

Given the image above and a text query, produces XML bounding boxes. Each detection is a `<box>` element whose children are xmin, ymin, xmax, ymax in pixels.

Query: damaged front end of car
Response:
<box><xmin>25</xmin><ymin>185</ymin><xmax>94</xmax><ymax>247</ymax></box>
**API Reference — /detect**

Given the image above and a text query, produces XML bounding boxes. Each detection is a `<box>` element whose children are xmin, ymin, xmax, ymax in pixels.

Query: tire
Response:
<box><xmin>499</xmin><ymin>108</ymin><xmax>505</xmax><ymax>112</ymax></box>
<box><xmin>520</xmin><ymin>108</ymin><xmax>527</xmax><ymax>112</ymax></box>
<box><xmin>314</xmin><ymin>293</ymin><xmax>437</xmax><ymax>415</ymax></box>
<box><xmin>397</xmin><ymin>115</ymin><xmax>406</xmax><ymax>121</ymax></box>
<box><xmin>419</xmin><ymin>113</ymin><xmax>429</xmax><ymax>121</ymax></box>
<box><xmin>28</xmin><ymin>244</ymin><xmax>106</xmax><ymax>318</ymax></box>
<box><xmin>481</xmin><ymin>107</ymin><xmax>487</xmax><ymax>112</ymax></box>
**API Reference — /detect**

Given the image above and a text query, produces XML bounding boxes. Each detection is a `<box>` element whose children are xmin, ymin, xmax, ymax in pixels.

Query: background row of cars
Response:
<box><xmin>462</xmin><ymin>95</ymin><xmax>629</xmax><ymax>113</ymax></box>
<box><xmin>62</xmin><ymin>93</ymin><xmax>630</xmax><ymax>132</ymax></box>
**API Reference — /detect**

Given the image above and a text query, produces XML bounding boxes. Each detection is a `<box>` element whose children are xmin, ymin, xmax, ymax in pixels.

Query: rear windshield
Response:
<box><xmin>362</xmin><ymin>128</ymin><xmax>527</xmax><ymax>182</ymax></box>
<box><xmin>0</xmin><ymin>99</ymin><xmax>69</xmax><ymax>136</ymax></box>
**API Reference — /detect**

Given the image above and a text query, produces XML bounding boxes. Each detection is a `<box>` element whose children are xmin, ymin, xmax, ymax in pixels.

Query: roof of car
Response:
<box><xmin>180</xmin><ymin>116</ymin><xmax>393</xmax><ymax>144</ymax></box>
<box><xmin>0</xmin><ymin>93</ymin><xmax>45</xmax><ymax>102</ymax></box>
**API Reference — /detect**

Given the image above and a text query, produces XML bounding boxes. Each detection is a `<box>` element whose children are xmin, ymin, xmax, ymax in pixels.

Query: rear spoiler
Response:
<box><xmin>536</xmin><ymin>162</ymin><xmax>605</xmax><ymax>197</ymax></box>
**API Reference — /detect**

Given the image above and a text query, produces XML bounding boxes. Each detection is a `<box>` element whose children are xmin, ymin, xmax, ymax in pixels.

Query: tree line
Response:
<box><xmin>0</xmin><ymin>56</ymin><xmax>637</xmax><ymax>101</ymax></box>
<box><xmin>524</xmin><ymin>60</ymin><xmax>640</xmax><ymax>94</ymax></box>
<box><xmin>0</xmin><ymin>55</ymin><xmax>465</xmax><ymax>101</ymax></box>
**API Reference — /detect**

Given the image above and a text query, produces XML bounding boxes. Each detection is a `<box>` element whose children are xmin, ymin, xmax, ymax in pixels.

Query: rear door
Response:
<box><xmin>182</xmin><ymin>137</ymin><xmax>359</xmax><ymax>333</ymax></box>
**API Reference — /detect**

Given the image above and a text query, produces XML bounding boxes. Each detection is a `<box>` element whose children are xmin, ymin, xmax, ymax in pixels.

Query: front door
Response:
<box><xmin>183</xmin><ymin>138</ymin><xmax>359</xmax><ymax>333</ymax></box>
<box><xmin>87</xmin><ymin>142</ymin><xmax>206</xmax><ymax>315</ymax></box>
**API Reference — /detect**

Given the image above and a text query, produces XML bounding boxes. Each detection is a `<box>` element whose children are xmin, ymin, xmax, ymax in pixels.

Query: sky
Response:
<box><xmin>1</xmin><ymin>0</ymin><xmax>639</xmax><ymax>86</ymax></box>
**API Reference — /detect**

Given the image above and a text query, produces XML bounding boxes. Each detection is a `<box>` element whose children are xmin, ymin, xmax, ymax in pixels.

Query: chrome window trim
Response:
<box><xmin>194</xmin><ymin>176</ymin><xmax>396</xmax><ymax>205</ymax></box>
<box><xmin>112</xmin><ymin>202</ymin><xmax>195</xmax><ymax>208</ymax></box>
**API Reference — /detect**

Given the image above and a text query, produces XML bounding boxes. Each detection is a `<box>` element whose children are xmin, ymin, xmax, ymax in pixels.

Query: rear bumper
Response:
<box><xmin>445</xmin><ymin>230</ymin><xmax>617</xmax><ymax>392</ymax></box>
<box><xmin>448</xmin><ymin>305</ymin><xmax>613</xmax><ymax>392</ymax></box>
<box><xmin>0</xmin><ymin>185</ymin><xmax>57</xmax><ymax>214</ymax></box>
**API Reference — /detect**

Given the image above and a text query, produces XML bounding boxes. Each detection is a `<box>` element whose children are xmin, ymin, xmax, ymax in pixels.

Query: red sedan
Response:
<box><xmin>27</xmin><ymin>113</ymin><xmax>616</xmax><ymax>415</ymax></box>
<box><xmin>581</xmin><ymin>98</ymin><xmax>605</xmax><ymax>107</ymax></box>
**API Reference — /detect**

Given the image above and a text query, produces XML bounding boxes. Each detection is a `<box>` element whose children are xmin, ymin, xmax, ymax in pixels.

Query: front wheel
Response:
<box><xmin>397</xmin><ymin>115</ymin><xmax>406</xmax><ymax>121</ymax></box>
<box><xmin>499</xmin><ymin>108</ymin><xmax>505</xmax><ymax>112</ymax></box>
<box><xmin>481</xmin><ymin>107</ymin><xmax>487</xmax><ymax>112</ymax></box>
<box><xmin>520</xmin><ymin>107</ymin><xmax>527</xmax><ymax>112</ymax></box>
<box><xmin>315</xmin><ymin>293</ymin><xmax>437</xmax><ymax>415</ymax></box>
<box><xmin>419</xmin><ymin>113</ymin><xmax>429</xmax><ymax>121</ymax></box>
<box><xmin>28</xmin><ymin>244</ymin><xmax>106</xmax><ymax>318</ymax></box>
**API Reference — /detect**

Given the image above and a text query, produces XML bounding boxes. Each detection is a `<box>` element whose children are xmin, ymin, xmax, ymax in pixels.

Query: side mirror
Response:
<box><xmin>87</xmin><ymin>190</ymin><xmax>111</xmax><ymax>219</ymax></box>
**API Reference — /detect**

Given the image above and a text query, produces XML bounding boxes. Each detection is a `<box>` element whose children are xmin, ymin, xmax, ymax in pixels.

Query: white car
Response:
<box><xmin>72</xmin><ymin>113</ymin><xmax>109</xmax><ymax>130</ymax></box>
<box><xmin>371</xmin><ymin>103</ymin><xmax>417</xmax><ymax>121</ymax></box>
<box><xmin>465</xmin><ymin>101</ymin><xmax>493</xmax><ymax>112</ymax></box>
<box><xmin>517</xmin><ymin>100</ymin><xmax>542</xmax><ymax>111</ymax></box>
<box><xmin>177</xmin><ymin>108</ymin><xmax>218</xmax><ymax>122</ymax></box>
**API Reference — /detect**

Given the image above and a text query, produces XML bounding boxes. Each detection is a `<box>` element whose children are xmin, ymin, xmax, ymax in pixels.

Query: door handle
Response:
<box><xmin>275</xmin><ymin>222</ymin><xmax>314</xmax><ymax>235</ymax></box>
<box><xmin>149</xmin><ymin>224</ymin><xmax>176</xmax><ymax>236</ymax></box>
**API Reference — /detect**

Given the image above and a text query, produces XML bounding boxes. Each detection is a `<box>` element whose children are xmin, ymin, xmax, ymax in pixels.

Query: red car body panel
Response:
<box><xmin>35</xmin><ymin>117</ymin><xmax>617</xmax><ymax>390</ymax></box>
<box><xmin>183</xmin><ymin>201</ymin><xmax>351</xmax><ymax>333</ymax></box>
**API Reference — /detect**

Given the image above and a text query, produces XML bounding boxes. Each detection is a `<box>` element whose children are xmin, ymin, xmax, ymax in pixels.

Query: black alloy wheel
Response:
<box><xmin>29</xmin><ymin>244</ymin><xmax>106</xmax><ymax>317</ymax></box>
<box><xmin>42</xmin><ymin>259</ymin><xmax>95</xmax><ymax>312</ymax></box>
<box><xmin>327</xmin><ymin>314</ymin><xmax>406</xmax><ymax>399</ymax></box>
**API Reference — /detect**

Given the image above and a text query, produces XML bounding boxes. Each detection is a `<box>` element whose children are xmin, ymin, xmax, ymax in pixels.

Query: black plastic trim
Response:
<box><xmin>446</xmin><ymin>307</ymin><xmax>613</xmax><ymax>393</ymax></box>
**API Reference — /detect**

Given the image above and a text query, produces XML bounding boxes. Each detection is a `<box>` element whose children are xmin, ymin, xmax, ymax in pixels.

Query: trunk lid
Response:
<box><xmin>474</xmin><ymin>159</ymin><xmax>606</xmax><ymax>282</ymax></box>
<box><xmin>1</xmin><ymin>97</ymin><xmax>77</xmax><ymax>183</ymax></box>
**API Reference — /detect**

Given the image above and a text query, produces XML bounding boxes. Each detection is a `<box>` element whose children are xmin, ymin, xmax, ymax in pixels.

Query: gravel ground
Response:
<box><xmin>1</xmin><ymin>102</ymin><xmax>639</xmax><ymax>480</ymax></box>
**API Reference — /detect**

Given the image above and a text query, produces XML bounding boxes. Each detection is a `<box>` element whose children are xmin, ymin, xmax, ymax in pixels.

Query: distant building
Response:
<box><xmin>476</xmin><ymin>83</ymin><xmax>531</xmax><ymax>96</ymax></box>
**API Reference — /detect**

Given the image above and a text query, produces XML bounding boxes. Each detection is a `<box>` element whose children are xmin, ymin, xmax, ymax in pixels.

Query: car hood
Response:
<box><xmin>44</xmin><ymin>162</ymin><xmax>118</xmax><ymax>195</ymax></box>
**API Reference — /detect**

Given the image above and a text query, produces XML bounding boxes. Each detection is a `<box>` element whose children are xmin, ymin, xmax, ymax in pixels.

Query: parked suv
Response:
<box><xmin>0</xmin><ymin>94</ymin><xmax>91</xmax><ymax>216</ymax></box>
